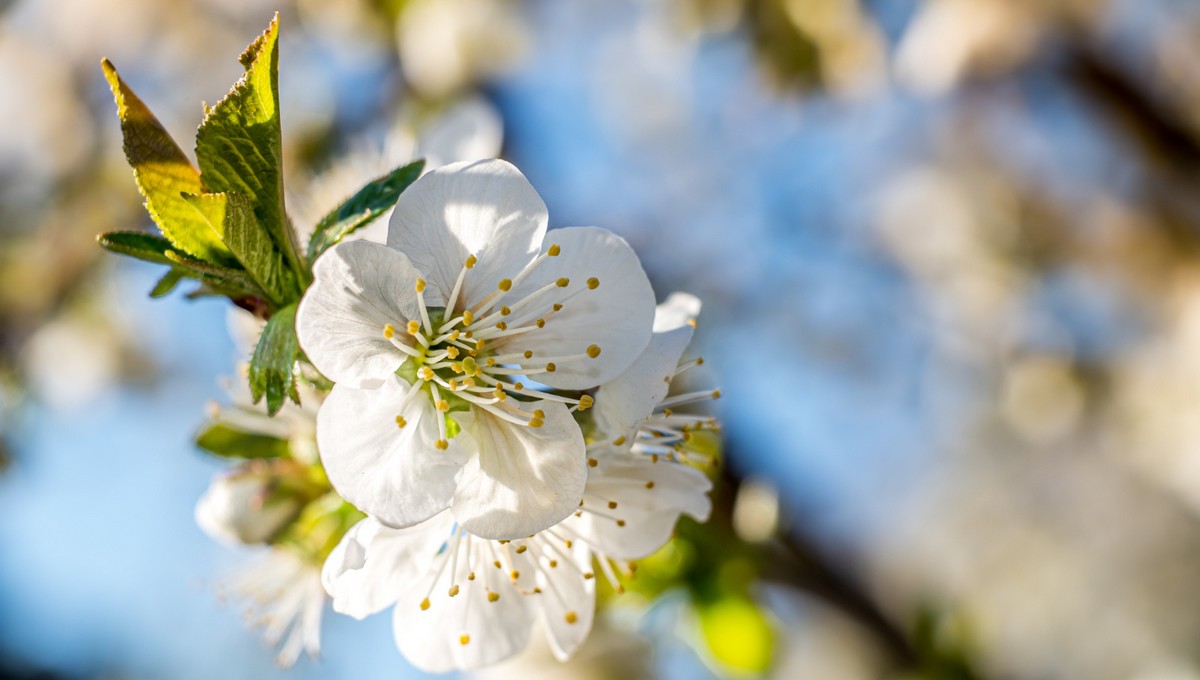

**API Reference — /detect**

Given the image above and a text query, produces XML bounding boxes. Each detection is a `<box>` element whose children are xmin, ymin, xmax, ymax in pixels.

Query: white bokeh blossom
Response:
<box><xmin>296</xmin><ymin>158</ymin><xmax>657</xmax><ymax>540</ymax></box>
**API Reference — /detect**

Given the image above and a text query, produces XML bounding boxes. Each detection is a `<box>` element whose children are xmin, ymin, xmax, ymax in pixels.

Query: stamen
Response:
<box><xmin>586</xmin><ymin>277</ymin><xmax>599</xmax><ymax>290</ymax></box>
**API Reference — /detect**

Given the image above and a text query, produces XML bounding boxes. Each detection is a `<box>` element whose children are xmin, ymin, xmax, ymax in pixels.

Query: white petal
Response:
<box><xmin>452</xmin><ymin>402</ymin><xmax>586</xmax><ymax>540</ymax></box>
<box><xmin>653</xmin><ymin>291</ymin><xmax>702</xmax><ymax>332</ymax></box>
<box><xmin>297</xmin><ymin>240</ymin><xmax>423</xmax><ymax>386</ymax></box>
<box><xmin>593</xmin><ymin>325</ymin><xmax>694</xmax><ymax>442</ymax></box>
<box><xmin>499</xmin><ymin>227</ymin><xmax>655</xmax><ymax>390</ymax></box>
<box><xmin>387</xmin><ymin>159</ymin><xmax>547</xmax><ymax>309</ymax></box>
<box><xmin>573</xmin><ymin>455</ymin><xmax>712</xmax><ymax>560</ymax></box>
<box><xmin>322</xmin><ymin>514</ymin><xmax>455</xmax><ymax>619</ymax></box>
<box><xmin>317</xmin><ymin>377</ymin><xmax>467</xmax><ymax>528</ymax></box>
<box><xmin>392</xmin><ymin>534</ymin><xmax>535</xmax><ymax>672</ymax></box>
<box><xmin>532</xmin><ymin>538</ymin><xmax>595</xmax><ymax>661</ymax></box>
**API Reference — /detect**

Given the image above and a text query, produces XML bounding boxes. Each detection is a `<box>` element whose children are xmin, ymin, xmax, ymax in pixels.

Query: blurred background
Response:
<box><xmin>3</xmin><ymin>0</ymin><xmax>1200</xmax><ymax>678</ymax></box>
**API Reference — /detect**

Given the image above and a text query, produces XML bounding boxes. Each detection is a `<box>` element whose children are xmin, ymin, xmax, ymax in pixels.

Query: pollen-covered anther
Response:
<box><xmin>555</xmin><ymin>277</ymin><xmax>570</xmax><ymax>288</ymax></box>
<box><xmin>500</xmin><ymin>306</ymin><xmax>511</xmax><ymax>316</ymax></box>
<box><xmin>612</xmin><ymin>435</ymin><xmax>625</xmax><ymax>446</ymax></box>
<box><xmin>515</xmin><ymin>545</ymin><xmax>528</xmax><ymax>554</ymax></box>
<box><xmin>696</xmin><ymin>357</ymin><xmax>705</xmax><ymax>365</ymax></box>
<box><xmin>420</xmin><ymin>598</ymin><xmax>431</xmax><ymax>611</ymax></box>
<box><xmin>553</xmin><ymin>303</ymin><xmax>563</xmax><ymax>312</ymax></box>
<box><xmin>586</xmin><ymin>277</ymin><xmax>599</xmax><ymax>290</ymax></box>
<box><xmin>498</xmin><ymin>278</ymin><xmax>512</xmax><ymax>292</ymax></box>
<box><xmin>468</xmin><ymin>572</ymin><xmax>476</xmax><ymax>581</ymax></box>
<box><xmin>546</xmin><ymin>362</ymin><xmax>557</xmax><ymax>373</ymax></box>
<box><xmin>448</xmin><ymin>379</ymin><xmax>459</xmax><ymax>391</ymax></box>
<box><xmin>475</xmin><ymin>339</ymin><xmax>486</xmax><ymax>351</ymax></box>
<box><xmin>395</xmin><ymin>415</ymin><xmax>407</xmax><ymax>428</ymax></box>
<box><xmin>588</xmin><ymin>458</ymin><xmax>598</xmax><ymax>468</ymax></box>
<box><xmin>577</xmin><ymin>394</ymin><xmax>594</xmax><ymax>411</ymax></box>
<box><xmin>462</xmin><ymin>309</ymin><xmax>475</xmax><ymax>325</ymax></box>
<box><xmin>523</xmin><ymin>350</ymin><xmax>533</xmax><ymax>359</ymax></box>
<box><xmin>436</xmin><ymin>400</ymin><xmax>450</xmax><ymax>412</ymax></box>
<box><xmin>535</xmin><ymin>318</ymin><xmax>545</xmax><ymax>328</ymax></box>
<box><xmin>608</xmin><ymin>501</ymin><xmax>618</xmax><ymax>509</ymax></box>
<box><xmin>617</xmin><ymin>519</ymin><xmax>626</xmax><ymax>527</ymax></box>
<box><xmin>514</xmin><ymin>382</ymin><xmax>525</xmax><ymax>390</ymax></box>
<box><xmin>487</xmin><ymin>591</ymin><xmax>500</xmax><ymax>603</ymax></box>
<box><xmin>493</xmin><ymin>389</ymin><xmax>507</xmax><ymax>401</ymax></box>
<box><xmin>435</xmin><ymin>439</ymin><xmax>450</xmax><ymax>450</ymax></box>
<box><xmin>383</xmin><ymin>323</ymin><xmax>395</xmax><ymax>339</ymax></box>
<box><xmin>415</xmin><ymin>278</ymin><xmax>426</xmax><ymax>293</ymax></box>
<box><xmin>446</xmin><ymin>346</ymin><xmax>460</xmax><ymax>359</ymax></box>
<box><xmin>486</xmin><ymin>358</ymin><xmax>496</xmax><ymax>367</ymax></box>
<box><xmin>510</xmin><ymin>570</ymin><xmax>520</xmax><ymax>580</ymax></box>
<box><xmin>465</xmin><ymin>254</ymin><xmax>477</xmax><ymax>269</ymax></box>
<box><xmin>406</xmin><ymin>320</ymin><xmax>421</xmax><ymax>336</ymax></box>
<box><xmin>419</xmin><ymin>366</ymin><xmax>435</xmax><ymax>381</ymax></box>
<box><xmin>712</xmin><ymin>389</ymin><xmax>722</xmax><ymax>399</ymax></box>
<box><xmin>495</xmin><ymin>322</ymin><xmax>507</xmax><ymax>331</ymax></box>
<box><xmin>565</xmin><ymin>611</ymin><xmax>578</xmax><ymax>624</ymax></box>
<box><xmin>548</xmin><ymin>243</ymin><xmax>561</xmax><ymax>256</ymax></box>
<box><xmin>645</xmin><ymin>481</ymin><xmax>655</xmax><ymax>489</ymax></box>
<box><xmin>459</xmin><ymin>635</ymin><xmax>470</xmax><ymax>646</ymax></box>
<box><xmin>586</xmin><ymin>344</ymin><xmax>602</xmax><ymax>359</ymax></box>
<box><xmin>549</xmin><ymin>560</ymin><xmax>558</xmax><ymax>568</ymax></box>
<box><xmin>533</xmin><ymin>409</ymin><xmax>545</xmax><ymax>420</ymax></box>
<box><xmin>528</xmin><ymin>417</ymin><xmax>544</xmax><ymax>429</ymax></box>
<box><xmin>448</xmin><ymin>585</ymin><xmax>460</xmax><ymax>597</ymax></box>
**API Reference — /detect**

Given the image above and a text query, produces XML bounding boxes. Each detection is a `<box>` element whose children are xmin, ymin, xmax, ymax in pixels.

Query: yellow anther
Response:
<box><xmin>493</xmin><ymin>389</ymin><xmax>507</xmax><ymax>401</ymax></box>
<box><xmin>553</xmin><ymin>303</ymin><xmax>563</xmax><ymax>312</ymax></box>
<box><xmin>493</xmin><ymin>560</ymin><xmax>502</xmax><ymax>568</ymax></box>
<box><xmin>617</xmin><ymin>520</ymin><xmax>626</xmax><ymax>527</ymax></box>
<box><xmin>528</xmin><ymin>417</ymin><xmax>544</xmax><ymax>429</ymax></box>
<box><xmin>436</xmin><ymin>400</ymin><xmax>450</xmax><ymax>412</ymax></box>
<box><xmin>448</xmin><ymin>330</ymin><xmax>460</xmax><ymax>341</ymax></box>
<box><xmin>583</xmin><ymin>572</ymin><xmax>594</xmax><ymax>580</ymax></box>
<box><xmin>489</xmin><ymin>593</ymin><xmax>504</xmax><ymax>605</ymax></box>
<box><xmin>510</xmin><ymin>570</ymin><xmax>520</xmax><ymax>580</ymax></box>
<box><xmin>564</xmin><ymin>539</ymin><xmax>573</xmax><ymax>548</ymax></box>
<box><xmin>536</xmin><ymin>318</ymin><xmax>545</xmax><ymax>328</ymax></box>
<box><xmin>712</xmin><ymin>389</ymin><xmax>722</xmax><ymax>399</ymax></box>
<box><xmin>468</xmin><ymin>572</ymin><xmax>476</xmax><ymax>581</ymax></box>
<box><xmin>663</xmin><ymin>408</ymin><xmax>673</xmax><ymax>417</ymax></box>
<box><xmin>435</xmin><ymin>439</ymin><xmax>449</xmax><ymax>450</ymax></box>
<box><xmin>533</xmin><ymin>409</ymin><xmax>545</xmax><ymax>419</ymax></box>
<box><xmin>687</xmin><ymin>318</ymin><xmax>697</xmax><ymax>328</ymax></box>
<box><xmin>383</xmin><ymin>324</ymin><xmax>395</xmax><ymax>339</ymax></box>
<box><xmin>586</xmin><ymin>344</ymin><xmax>601</xmax><ymax>358</ymax></box>
<box><xmin>545</xmin><ymin>362</ymin><xmax>557</xmax><ymax>373</ymax></box>
<box><xmin>586</xmin><ymin>277</ymin><xmax>599</xmax><ymax>290</ymax></box>
<box><xmin>608</xmin><ymin>501</ymin><xmax>618</xmax><ymax>509</ymax></box>
<box><xmin>696</xmin><ymin>357</ymin><xmax>705</xmax><ymax>365</ymax></box>
<box><xmin>395</xmin><ymin>415</ymin><xmax>407</xmax><ymax>428</ymax></box>
<box><xmin>450</xmin><ymin>361</ymin><xmax>464</xmax><ymax>374</ymax></box>
<box><xmin>475</xmin><ymin>339</ymin><xmax>486</xmax><ymax>351</ymax></box>
<box><xmin>486</xmin><ymin>358</ymin><xmax>496</xmax><ymax>367</ymax></box>
<box><xmin>548</xmin><ymin>244</ymin><xmax>561</xmax><ymax>256</ymax></box>
<box><xmin>498</xmin><ymin>278</ymin><xmax>512</xmax><ymax>292</ymax></box>
<box><xmin>448</xmin><ymin>585</ymin><xmax>460</xmax><ymax>597</ymax></box>
<box><xmin>460</xmin><ymin>635</ymin><xmax>470</xmax><ymax>646</ymax></box>
<box><xmin>651</xmin><ymin>454</ymin><xmax>660</xmax><ymax>463</ymax></box>
<box><xmin>420</xmin><ymin>366</ymin><xmax>435</xmax><ymax>381</ymax></box>
<box><xmin>500</xmin><ymin>306</ymin><xmax>511</xmax><ymax>316</ymax></box>
<box><xmin>549</xmin><ymin>560</ymin><xmax>558</xmax><ymax>568</ymax></box>
<box><xmin>612</xmin><ymin>435</ymin><xmax>626</xmax><ymax>446</ymax></box>
<box><xmin>446</xmin><ymin>346</ymin><xmax>460</xmax><ymax>359</ymax></box>
<box><xmin>465</xmin><ymin>254</ymin><xmax>477</xmax><ymax>269</ymax></box>
<box><xmin>406</xmin><ymin>320</ymin><xmax>421</xmax><ymax>335</ymax></box>
<box><xmin>464</xmin><ymin>378</ymin><xmax>477</xmax><ymax>388</ymax></box>
<box><xmin>645</xmin><ymin>481</ymin><xmax>655</xmax><ymax>489</ymax></box>
<box><xmin>462</xmin><ymin>309</ymin><xmax>475</xmax><ymax>325</ymax></box>
<box><xmin>420</xmin><ymin>598</ymin><xmax>431</xmax><ymax>611</ymax></box>
<box><xmin>565</xmin><ymin>611</ymin><xmax>578</xmax><ymax>624</ymax></box>
<box><xmin>555</xmin><ymin>277</ymin><xmax>570</xmax><ymax>288</ymax></box>
<box><xmin>523</xmin><ymin>350</ymin><xmax>533</xmax><ymax>359</ymax></box>
<box><xmin>587</xmin><ymin>458</ymin><xmax>598</xmax><ymax>468</ymax></box>
<box><xmin>515</xmin><ymin>545</ymin><xmax>528</xmax><ymax>554</ymax></box>
<box><xmin>514</xmin><ymin>382</ymin><xmax>525</xmax><ymax>390</ymax></box>
<box><xmin>577</xmin><ymin>395</ymin><xmax>594</xmax><ymax>411</ymax></box>
<box><xmin>495</xmin><ymin>321</ymin><xmax>508</xmax><ymax>331</ymax></box>
<box><xmin>533</xmin><ymin>587</ymin><xmax>542</xmax><ymax>594</ymax></box>
<box><xmin>415</xmin><ymin>278</ymin><xmax>426</xmax><ymax>293</ymax></box>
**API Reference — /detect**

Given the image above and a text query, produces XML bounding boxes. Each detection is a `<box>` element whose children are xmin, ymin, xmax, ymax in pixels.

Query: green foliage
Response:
<box><xmin>181</xmin><ymin>191</ymin><xmax>295</xmax><ymax>305</ymax></box>
<box><xmin>306</xmin><ymin>159</ymin><xmax>425</xmax><ymax>261</ymax></box>
<box><xmin>249</xmin><ymin>303</ymin><xmax>300</xmax><ymax>415</ymax></box>
<box><xmin>195</xmin><ymin>422</ymin><xmax>292</xmax><ymax>460</ymax></box>
<box><xmin>194</xmin><ymin>13</ymin><xmax>307</xmax><ymax>294</ymax></box>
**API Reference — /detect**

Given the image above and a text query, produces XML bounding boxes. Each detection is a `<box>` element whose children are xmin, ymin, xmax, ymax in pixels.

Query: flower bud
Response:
<box><xmin>195</xmin><ymin>464</ymin><xmax>302</xmax><ymax>545</ymax></box>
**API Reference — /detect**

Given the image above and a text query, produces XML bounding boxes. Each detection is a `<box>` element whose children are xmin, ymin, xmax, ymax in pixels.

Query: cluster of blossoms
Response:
<box><xmin>197</xmin><ymin>158</ymin><xmax>720</xmax><ymax>671</ymax></box>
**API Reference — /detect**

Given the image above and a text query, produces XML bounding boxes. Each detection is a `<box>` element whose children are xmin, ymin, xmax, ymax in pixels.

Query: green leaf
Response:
<box><xmin>195</xmin><ymin>421</ymin><xmax>291</xmax><ymax>459</ymax></box>
<box><xmin>194</xmin><ymin>13</ymin><xmax>306</xmax><ymax>297</ymax></box>
<box><xmin>162</xmin><ymin>250</ymin><xmax>266</xmax><ymax>298</ymax></box>
<box><xmin>306</xmin><ymin>159</ymin><xmax>426</xmax><ymax>261</ymax></box>
<box><xmin>181</xmin><ymin>191</ymin><xmax>295</xmax><ymax>305</ymax></box>
<box><xmin>249</xmin><ymin>302</ymin><xmax>299</xmax><ymax>416</ymax></box>
<box><xmin>149</xmin><ymin>268</ymin><xmax>187</xmax><ymax>298</ymax></box>
<box><xmin>100</xmin><ymin>60</ymin><xmax>237</xmax><ymax>266</ymax></box>
<box><xmin>97</xmin><ymin>231</ymin><xmax>178</xmax><ymax>266</ymax></box>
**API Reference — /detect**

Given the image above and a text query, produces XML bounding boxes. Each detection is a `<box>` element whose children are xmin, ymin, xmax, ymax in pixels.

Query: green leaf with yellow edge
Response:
<box><xmin>181</xmin><ymin>191</ymin><xmax>294</xmax><ymax>305</ymax></box>
<box><xmin>698</xmin><ymin>595</ymin><xmax>776</xmax><ymax>675</ymax></box>
<box><xmin>249</xmin><ymin>302</ymin><xmax>299</xmax><ymax>416</ymax></box>
<box><xmin>100</xmin><ymin>60</ymin><xmax>237</xmax><ymax>266</ymax></box>
<box><xmin>306</xmin><ymin>159</ymin><xmax>426</xmax><ymax>261</ymax></box>
<box><xmin>195</xmin><ymin>421</ymin><xmax>291</xmax><ymax>460</ymax></box>
<box><xmin>194</xmin><ymin>13</ymin><xmax>307</xmax><ymax>296</ymax></box>
<box><xmin>97</xmin><ymin>230</ymin><xmax>178</xmax><ymax>266</ymax></box>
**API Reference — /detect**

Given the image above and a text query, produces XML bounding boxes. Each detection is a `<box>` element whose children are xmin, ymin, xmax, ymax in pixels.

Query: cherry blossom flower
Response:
<box><xmin>296</xmin><ymin>158</ymin><xmax>656</xmax><ymax>540</ymax></box>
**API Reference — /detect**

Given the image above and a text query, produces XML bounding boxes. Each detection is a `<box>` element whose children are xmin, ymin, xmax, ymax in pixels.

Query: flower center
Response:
<box><xmin>382</xmin><ymin>244</ymin><xmax>603</xmax><ymax>445</ymax></box>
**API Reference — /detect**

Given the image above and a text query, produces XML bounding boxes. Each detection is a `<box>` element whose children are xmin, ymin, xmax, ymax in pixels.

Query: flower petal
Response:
<box><xmin>322</xmin><ymin>514</ymin><xmax>454</xmax><ymax>619</ymax></box>
<box><xmin>652</xmin><ymin>291</ymin><xmax>702</xmax><ymax>333</ymax></box>
<box><xmin>297</xmin><ymin>240</ymin><xmax>423</xmax><ymax>386</ymax></box>
<box><xmin>593</xmin><ymin>325</ymin><xmax>696</xmax><ymax>443</ymax></box>
<box><xmin>392</xmin><ymin>534</ymin><xmax>535</xmax><ymax>672</ymax></box>
<box><xmin>499</xmin><ymin>227</ymin><xmax>655</xmax><ymax>390</ymax></box>
<box><xmin>317</xmin><ymin>377</ymin><xmax>466</xmax><ymax>528</ymax></box>
<box><xmin>532</xmin><ymin>537</ymin><xmax>595</xmax><ymax>661</ymax></box>
<box><xmin>452</xmin><ymin>401</ymin><xmax>586</xmax><ymax>540</ymax></box>
<box><xmin>573</xmin><ymin>455</ymin><xmax>712</xmax><ymax>560</ymax></box>
<box><xmin>387</xmin><ymin>158</ymin><xmax>547</xmax><ymax>309</ymax></box>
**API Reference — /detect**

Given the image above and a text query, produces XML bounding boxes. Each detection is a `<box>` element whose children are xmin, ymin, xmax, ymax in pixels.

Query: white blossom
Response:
<box><xmin>296</xmin><ymin>158</ymin><xmax>656</xmax><ymax>540</ymax></box>
<box><xmin>221</xmin><ymin>547</ymin><xmax>326</xmax><ymax>667</ymax></box>
<box><xmin>195</xmin><ymin>464</ymin><xmax>302</xmax><ymax>545</ymax></box>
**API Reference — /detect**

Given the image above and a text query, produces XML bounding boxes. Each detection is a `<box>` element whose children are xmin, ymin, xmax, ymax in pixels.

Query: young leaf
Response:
<box><xmin>149</xmin><ymin>268</ymin><xmax>187</xmax><ymax>298</ymax></box>
<box><xmin>195</xmin><ymin>421</ymin><xmax>291</xmax><ymax>460</ymax></box>
<box><xmin>181</xmin><ymin>192</ymin><xmax>295</xmax><ymax>306</ymax></box>
<box><xmin>97</xmin><ymin>231</ymin><xmax>179</xmax><ymax>266</ymax></box>
<box><xmin>306</xmin><ymin>159</ymin><xmax>426</xmax><ymax>261</ymax></box>
<box><xmin>194</xmin><ymin>13</ymin><xmax>307</xmax><ymax>296</ymax></box>
<box><xmin>100</xmin><ymin>60</ymin><xmax>237</xmax><ymax>266</ymax></box>
<box><xmin>249</xmin><ymin>302</ymin><xmax>299</xmax><ymax>416</ymax></box>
